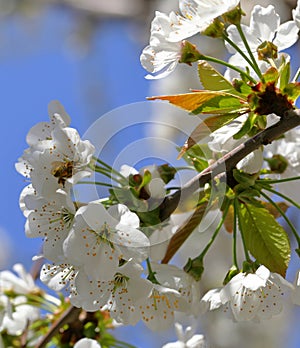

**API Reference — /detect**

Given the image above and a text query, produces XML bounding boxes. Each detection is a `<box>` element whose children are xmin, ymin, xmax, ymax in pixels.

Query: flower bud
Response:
<box><xmin>257</xmin><ymin>41</ymin><xmax>278</xmax><ymax>61</ymax></box>
<box><xmin>179</xmin><ymin>41</ymin><xmax>202</xmax><ymax>65</ymax></box>
<box><xmin>265</xmin><ymin>154</ymin><xmax>288</xmax><ymax>174</ymax></box>
<box><xmin>202</xmin><ymin>19</ymin><xmax>224</xmax><ymax>38</ymax></box>
<box><xmin>222</xmin><ymin>6</ymin><xmax>244</xmax><ymax>25</ymax></box>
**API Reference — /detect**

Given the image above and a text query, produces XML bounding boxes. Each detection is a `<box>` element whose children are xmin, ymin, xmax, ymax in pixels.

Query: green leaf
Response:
<box><xmin>238</xmin><ymin>203</ymin><xmax>290</xmax><ymax>276</ymax></box>
<box><xmin>148</xmin><ymin>91</ymin><xmax>247</xmax><ymax>115</ymax></box>
<box><xmin>198</xmin><ymin>61</ymin><xmax>236</xmax><ymax>93</ymax></box>
<box><xmin>178</xmin><ymin>112</ymin><xmax>240</xmax><ymax>157</ymax></box>
<box><xmin>148</xmin><ymin>91</ymin><xmax>229</xmax><ymax>112</ymax></box>
<box><xmin>191</xmin><ymin>94</ymin><xmax>246</xmax><ymax>115</ymax></box>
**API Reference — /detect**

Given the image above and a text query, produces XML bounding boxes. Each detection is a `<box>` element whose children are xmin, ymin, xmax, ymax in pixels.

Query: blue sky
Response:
<box><xmin>0</xmin><ymin>5</ymin><xmax>300</xmax><ymax>348</ymax></box>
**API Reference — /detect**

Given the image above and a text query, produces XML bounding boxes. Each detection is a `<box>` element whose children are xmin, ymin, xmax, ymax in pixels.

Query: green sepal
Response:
<box><xmin>223</xmin><ymin>265</ymin><xmax>240</xmax><ymax>285</ymax></box>
<box><xmin>279</xmin><ymin>60</ymin><xmax>290</xmax><ymax>90</ymax></box>
<box><xmin>233</xmin><ymin>169</ymin><xmax>258</xmax><ymax>187</ymax></box>
<box><xmin>232</xmin><ymin>79</ymin><xmax>253</xmax><ymax>95</ymax></box>
<box><xmin>184</xmin><ymin>256</ymin><xmax>204</xmax><ymax>281</ymax></box>
<box><xmin>262</xmin><ymin>66</ymin><xmax>279</xmax><ymax>84</ymax></box>
<box><xmin>283</xmin><ymin>82</ymin><xmax>300</xmax><ymax>102</ymax></box>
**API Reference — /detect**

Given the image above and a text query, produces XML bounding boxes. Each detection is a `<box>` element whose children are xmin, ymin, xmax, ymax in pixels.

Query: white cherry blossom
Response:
<box><xmin>264</xmin><ymin>128</ymin><xmax>300</xmax><ymax>204</ymax></box>
<box><xmin>16</xmin><ymin>125</ymin><xmax>95</xmax><ymax>197</ymax></box>
<box><xmin>225</xmin><ymin>5</ymin><xmax>298</xmax><ymax>80</ymax></box>
<box><xmin>63</xmin><ymin>202</ymin><xmax>150</xmax><ymax>281</ymax></box>
<box><xmin>140</xmin><ymin>11</ymin><xmax>183</xmax><ymax>79</ymax></box>
<box><xmin>220</xmin><ymin>265</ymin><xmax>293</xmax><ymax>321</ymax></box>
<box><xmin>74</xmin><ymin>338</ymin><xmax>101</xmax><ymax>348</ymax></box>
<box><xmin>0</xmin><ymin>263</ymin><xmax>37</xmax><ymax>294</ymax></box>
<box><xmin>40</xmin><ymin>262</ymin><xmax>78</xmax><ymax>292</ymax></box>
<box><xmin>0</xmin><ymin>295</ymin><xmax>11</xmax><ymax>328</ymax></box>
<box><xmin>139</xmin><ymin>263</ymin><xmax>200</xmax><ymax>331</ymax></box>
<box><xmin>24</xmin><ymin>190</ymin><xmax>75</xmax><ymax>262</ymax></box>
<box><xmin>199</xmin><ymin>288</ymin><xmax>223</xmax><ymax>313</ymax></box>
<box><xmin>70</xmin><ymin>260</ymin><xmax>153</xmax><ymax>326</ymax></box>
<box><xmin>293</xmin><ymin>0</ymin><xmax>300</xmax><ymax>29</ymax></box>
<box><xmin>0</xmin><ymin>296</ymin><xmax>40</xmax><ymax>336</ymax></box>
<box><xmin>148</xmin><ymin>221</ymin><xmax>176</xmax><ymax>262</ymax></box>
<box><xmin>0</xmin><ymin>265</ymin><xmax>40</xmax><ymax>336</ymax></box>
<box><xmin>168</xmin><ymin>0</ymin><xmax>239</xmax><ymax>42</ymax></box>
<box><xmin>26</xmin><ymin>100</ymin><xmax>71</xmax><ymax>147</ymax></box>
<box><xmin>162</xmin><ymin>322</ymin><xmax>206</xmax><ymax>348</ymax></box>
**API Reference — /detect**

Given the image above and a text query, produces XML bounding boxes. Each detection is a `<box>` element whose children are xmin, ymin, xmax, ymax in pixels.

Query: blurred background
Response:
<box><xmin>0</xmin><ymin>0</ymin><xmax>299</xmax><ymax>347</ymax></box>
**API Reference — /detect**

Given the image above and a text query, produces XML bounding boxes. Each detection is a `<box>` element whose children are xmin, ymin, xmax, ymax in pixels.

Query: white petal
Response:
<box><xmin>274</xmin><ymin>21</ymin><xmax>299</xmax><ymax>51</ymax></box>
<box><xmin>74</xmin><ymin>338</ymin><xmax>101</xmax><ymax>348</ymax></box>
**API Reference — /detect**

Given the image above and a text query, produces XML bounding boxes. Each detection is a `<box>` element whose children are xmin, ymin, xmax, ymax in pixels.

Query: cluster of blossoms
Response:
<box><xmin>141</xmin><ymin>0</ymin><xmax>300</xmax><ymax>80</ymax></box>
<box><xmin>5</xmin><ymin>0</ymin><xmax>300</xmax><ymax>347</ymax></box>
<box><xmin>13</xmin><ymin>101</ymin><xmax>203</xmax><ymax>340</ymax></box>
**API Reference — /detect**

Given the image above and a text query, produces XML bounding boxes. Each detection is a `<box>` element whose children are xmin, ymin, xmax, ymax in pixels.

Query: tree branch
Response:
<box><xmin>35</xmin><ymin>306</ymin><xmax>81</xmax><ymax>348</ymax></box>
<box><xmin>160</xmin><ymin>108</ymin><xmax>300</xmax><ymax>220</ymax></box>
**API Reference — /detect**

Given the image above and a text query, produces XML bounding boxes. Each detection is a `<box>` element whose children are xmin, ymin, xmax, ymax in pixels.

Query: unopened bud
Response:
<box><xmin>265</xmin><ymin>154</ymin><xmax>288</xmax><ymax>174</ymax></box>
<box><xmin>257</xmin><ymin>41</ymin><xmax>278</xmax><ymax>61</ymax></box>
<box><xmin>202</xmin><ymin>19</ymin><xmax>224</xmax><ymax>38</ymax></box>
<box><xmin>223</xmin><ymin>6</ymin><xmax>244</xmax><ymax>25</ymax></box>
<box><xmin>179</xmin><ymin>41</ymin><xmax>202</xmax><ymax>65</ymax></box>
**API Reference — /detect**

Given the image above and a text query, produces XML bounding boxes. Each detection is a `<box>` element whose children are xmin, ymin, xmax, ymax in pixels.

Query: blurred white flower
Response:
<box><xmin>293</xmin><ymin>0</ymin><xmax>300</xmax><ymax>29</ymax></box>
<box><xmin>74</xmin><ymin>338</ymin><xmax>101</xmax><ymax>348</ymax></box>
<box><xmin>264</xmin><ymin>128</ymin><xmax>300</xmax><ymax>204</ymax></box>
<box><xmin>291</xmin><ymin>269</ymin><xmax>300</xmax><ymax>305</ymax></box>
<box><xmin>0</xmin><ymin>263</ymin><xmax>37</xmax><ymax>294</ymax></box>
<box><xmin>0</xmin><ymin>296</ymin><xmax>40</xmax><ymax>336</ymax></box>
<box><xmin>208</xmin><ymin>115</ymin><xmax>264</xmax><ymax>174</ymax></box>
<box><xmin>162</xmin><ymin>322</ymin><xmax>206</xmax><ymax>348</ymax></box>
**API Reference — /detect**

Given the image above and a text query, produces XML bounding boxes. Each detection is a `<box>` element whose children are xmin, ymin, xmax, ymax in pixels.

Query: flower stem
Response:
<box><xmin>261</xmin><ymin>186</ymin><xmax>300</xmax><ymax>210</ymax></box>
<box><xmin>146</xmin><ymin>258</ymin><xmax>159</xmax><ymax>284</ymax></box>
<box><xmin>233</xmin><ymin>198</ymin><xmax>239</xmax><ymax>269</ymax></box>
<box><xmin>260</xmin><ymin>191</ymin><xmax>300</xmax><ymax>245</ymax></box>
<box><xmin>199</xmin><ymin>199</ymin><xmax>231</xmax><ymax>259</ymax></box>
<box><xmin>257</xmin><ymin>176</ymin><xmax>300</xmax><ymax>184</ymax></box>
<box><xmin>236</xmin><ymin>200</ymin><xmax>252</xmax><ymax>262</ymax></box>
<box><xmin>93</xmin><ymin>156</ymin><xmax>127</xmax><ymax>181</ymax></box>
<box><xmin>235</xmin><ymin>23</ymin><xmax>264</xmax><ymax>82</ymax></box>
<box><xmin>78</xmin><ymin>180</ymin><xmax>116</xmax><ymax>188</ymax></box>
<box><xmin>222</xmin><ymin>33</ymin><xmax>259</xmax><ymax>80</ymax></box>
<box><xmin>93</xmin><ymin>166</ymin><xmax>121</xmax><ymax>184</ymax></box>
